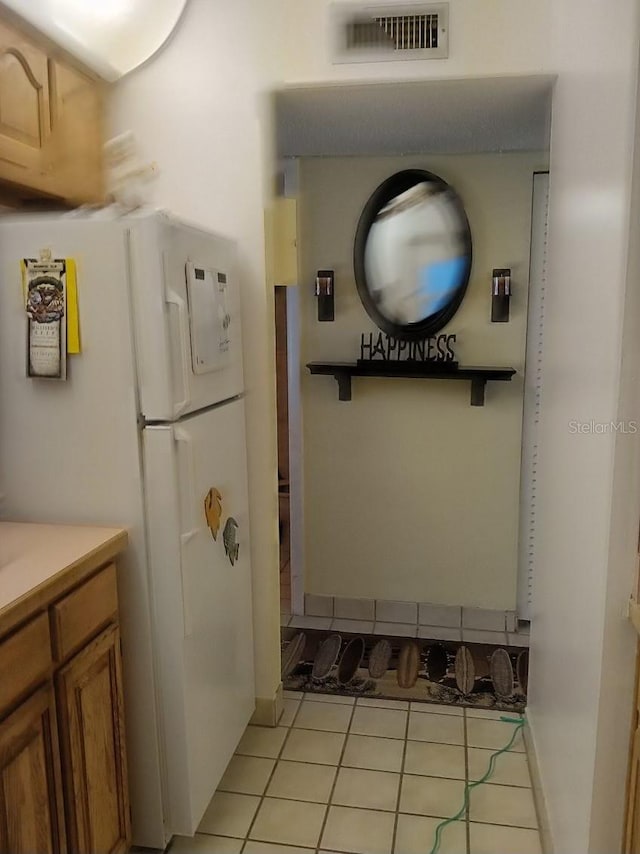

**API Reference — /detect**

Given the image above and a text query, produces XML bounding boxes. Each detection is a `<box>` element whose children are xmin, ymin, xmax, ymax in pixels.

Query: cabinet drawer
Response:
<box><xmin>51</xmin><ymin>563</ymin><xmax>118</xmax><ymax>661</ymax></box>
<box><xmin>0</xmin><ymin>613</ymin><xmax>51</xmax><ymax>714</ymax></box>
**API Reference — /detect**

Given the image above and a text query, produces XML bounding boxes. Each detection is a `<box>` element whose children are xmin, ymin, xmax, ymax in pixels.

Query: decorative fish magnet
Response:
<box><xmin>204</xmin><ymin>488</ymin><xmax>223</xmax><ymax>541</ymax></box>
<box><xmin>223</xmin><ymin>517</ymin><xmax>240</xmax><ymax>566</ymax></box>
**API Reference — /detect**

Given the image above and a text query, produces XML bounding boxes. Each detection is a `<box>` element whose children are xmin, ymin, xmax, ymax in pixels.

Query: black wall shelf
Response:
<box><xmin>306</xmin><ymin>362</ymin><xmax>517</xmax><ymax>406</ymax></box>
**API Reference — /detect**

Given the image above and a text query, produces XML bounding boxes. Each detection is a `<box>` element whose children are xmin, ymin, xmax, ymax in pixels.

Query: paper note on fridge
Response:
<box><xmin>21</xmin><ymin>257</ymin><xmax>81</xmax><ymax>381</ymax></box>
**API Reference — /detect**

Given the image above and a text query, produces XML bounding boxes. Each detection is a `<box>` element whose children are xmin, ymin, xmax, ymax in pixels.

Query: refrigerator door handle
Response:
<box><xmin>165</xmin><ymin>282</ymin><xmax>192</xmax><ymax>418</ymax></box>
<box><xmin>175</xmin><ymin>427</ymin><xmax>199</xmax><ymax>637</ymax></box>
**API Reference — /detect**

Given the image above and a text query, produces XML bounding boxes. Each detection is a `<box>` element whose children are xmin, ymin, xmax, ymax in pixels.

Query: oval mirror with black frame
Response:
<box><xmin>354</xmin><ymin>169</ymin><xmax>473</xmax><ymax>341</ymax></box>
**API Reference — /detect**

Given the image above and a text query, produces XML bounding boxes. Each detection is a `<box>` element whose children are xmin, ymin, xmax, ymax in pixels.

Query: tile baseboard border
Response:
<box><xmin>302</xmin><ymin>595</ymin><xmax>527</xmax><ymax>637</ymax></box>
<box><xmin>251</xmin><ymin>683</ymin><xmax>284</xmax><ymax>728</ymax></box>
<box><xmin>462</xmin><ymin>606</ymin><xmax>508</xmax><ymax>632</ymax></box>
<box><xmin>304</xmin><ymin>592</ymin><xmax>334</xmax><ymax>618</ymax></box>
<box><xmin>523</xmin><ymin>715</ymin><xmax>554</xmax><ymax>854</ymax></box>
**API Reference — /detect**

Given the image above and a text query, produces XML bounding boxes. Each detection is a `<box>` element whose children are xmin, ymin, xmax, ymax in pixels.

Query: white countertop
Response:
<box><xmin>0</xmin><ymin>521</ymin><xmax>127</xmax><ymax>617</ymax></box>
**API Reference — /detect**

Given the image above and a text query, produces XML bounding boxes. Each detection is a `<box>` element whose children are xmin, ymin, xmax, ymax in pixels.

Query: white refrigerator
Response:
<box><xmin>0</xmin><ymin>209</ymin><xmax>255</xmax><ymax>848</ymax></box>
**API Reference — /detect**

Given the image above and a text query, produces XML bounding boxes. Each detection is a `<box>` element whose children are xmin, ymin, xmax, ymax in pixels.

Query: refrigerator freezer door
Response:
<box><xmin>129</xmin><ymin>213</ymin><xmax>244</xmax><ymax>421</ymax></box>
<box><xmin>143</xmin><ymin>398</ymin><xmax>255</xmax><ymax>836</ymax></box>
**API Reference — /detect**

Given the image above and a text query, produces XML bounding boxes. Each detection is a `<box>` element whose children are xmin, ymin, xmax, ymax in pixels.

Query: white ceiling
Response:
<box><xmin>275</xmin><ymin>75</ymin><xmax>555</xmax><ymax>157</ymax></box>
<box><xmin>1</xmin><ymin>0</ymin><xmax>188</xmax><ymax>81</ymax></box>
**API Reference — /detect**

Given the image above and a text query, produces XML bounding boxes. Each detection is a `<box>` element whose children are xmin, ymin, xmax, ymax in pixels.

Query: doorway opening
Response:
<box><xmin>275</xmin><ymin>285</ymin><xmax>291</xmax><ymax>615</ymax></box>
<box><xmin>271</xmin><ymin>77</ymin><xmax>553</xmax><ymax>634</ymax></box>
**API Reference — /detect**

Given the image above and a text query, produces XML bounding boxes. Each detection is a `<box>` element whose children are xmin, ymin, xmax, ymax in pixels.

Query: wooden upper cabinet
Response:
<box><xmin>0</xmin><ymin>18</ymin><xmax>54</xmax><ymax>194</ymax></box>
<box><xmin>0</xmin><ymin>685</ymin><xmax>66</xmax><ymax>854</ymax></box>
<box><xmin>49</xmin><ymin>60</ymin><xmax>104</xmax><ymax>204</ymax></box>
<box><xmin>56</xmin><ymin>624</ymin><xmax>129</xmax><ymax>854</ymax></box>
<box><xmin>0</xmin><ymin>14</ymin><xmax>104</xmax><ymax>204</ymax></box>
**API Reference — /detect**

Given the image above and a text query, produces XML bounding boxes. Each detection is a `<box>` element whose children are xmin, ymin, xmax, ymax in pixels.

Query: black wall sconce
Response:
<box><xmin>315</xmin><ymin>269</ymin><xmax>335</xmax><ymax>321</ymax></box>
<box><xmin>491</xmin><ymin>268</ymin><xmax>511</xmax><ymax>322</ymax></box>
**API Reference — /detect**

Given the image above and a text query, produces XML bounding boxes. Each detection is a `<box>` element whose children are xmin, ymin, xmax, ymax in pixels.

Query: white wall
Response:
<box><xmin>280</xmin><ymin>0</ymin><xmax>551</xmax><ymax>83</ymax></box>
<box><xmin>299</xmin><ymin>152</ymin><xmax>546</xmax><ymax>608</ymax></box>
<box><xmin>524</xmin><ymin>6</ymin><xmax>640</xmax><ymax>852</ymax></box>
<box><xmin>109</xmin><ymin>0</ymin><xmax>285</xmax><ymax>711</ymax></box>
<box><xmin>275</xmin><ymin>4</ymin><xmax>640</xmax><ymax>850</ymax></box>
<box><xmin>589</xmin><ymin>44</ymin><xmax>640</xmax><ymax>849</ymax></box>
<box><xmin>109</xmin><ymin>0</ymin><xmax>640</xmax><ymax>849</ymax></box>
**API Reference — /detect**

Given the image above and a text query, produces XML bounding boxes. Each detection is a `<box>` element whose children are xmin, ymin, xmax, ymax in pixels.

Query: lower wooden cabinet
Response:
<box><xmin>0</xmin><ymin>550</ymin><xmax>130</xmax><ymax>854</ymax></box>
<box><xmin>0</xmin><ymin>685</ymin><xmax>66</xmax><ymax>854</ymax></box>
<box><xmin>626</xmin><ymin>646</ymin><xmax>640</xmax><ymax>853</ymax></box>
<box><xmin>56</xmin><ymin>625</ymin><xmax>130</xmax><ymax>854</ymax></box>
<box><xmin>627</xmin><ymin>731</ymin><xmax>640</xmax><ymax>852</ymax></box>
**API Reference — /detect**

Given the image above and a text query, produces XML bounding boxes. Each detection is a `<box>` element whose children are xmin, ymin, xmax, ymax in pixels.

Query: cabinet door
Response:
<box><xmin>49</xmin><ymin>60</ymin><xmax>104</xmax><ymax>204</ymax></box>
<box><xmin>626</xmin><ymin>722</ymin><xmax>640</xmax><ymax>854</ymax></box>
<box><xmin>626</xmin><ymin>648</ymin><xmax>640</xmax><ymax>853</ymax></box>
<box><xmin>0</xmin><ymin>685</ymin><xmax>66</xmax><ymax>854</ymax></box>
<box><xmin>0</xmin><ymin>19</ymin><xmax>53</xmax><ymax>193</ymax></box>
<box><xmin>56</xmin><ymin>625</ymin><xmax>130</xmax><ymax>854</ymax></box>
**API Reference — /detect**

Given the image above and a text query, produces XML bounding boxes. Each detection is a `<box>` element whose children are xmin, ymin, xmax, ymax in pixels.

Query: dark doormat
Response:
<box><xmin>281</xmin><ymin>626</ymin><xmax>527</xmax><ymax>714</ymax></box>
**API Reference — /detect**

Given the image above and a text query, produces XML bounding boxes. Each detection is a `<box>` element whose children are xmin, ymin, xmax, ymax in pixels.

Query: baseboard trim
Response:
<box><xmin>302</xmin><ymin>594</ymin><xmax>521</xmax><ymax>635</ymax></box>
<box><xmin>250</xmin><ymin>683</ymin><xmax>284</xmax><ymax>727</ymax></box>
<box><xmin>524</xmin><ymin>715</ymin><xmax>554</xmax><ymax>854</ymax></box>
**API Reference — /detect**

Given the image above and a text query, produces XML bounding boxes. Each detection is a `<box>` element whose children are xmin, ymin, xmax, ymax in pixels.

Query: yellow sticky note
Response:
<box><xmin>20</xmin><ymin>259</ymin><xmax>27</xmax><ymax>301</ymax></box>
<box><xmin>65</xmin><ymin>258</ymin><xmax>80</xmax><ymax>354</ymax></box>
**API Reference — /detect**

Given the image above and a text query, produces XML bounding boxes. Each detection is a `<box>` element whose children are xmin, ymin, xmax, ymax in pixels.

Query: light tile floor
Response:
<box><xmin>169</xmin><ymin>694</ymin><xmax>541</xmax><ymax>854</ymax></box>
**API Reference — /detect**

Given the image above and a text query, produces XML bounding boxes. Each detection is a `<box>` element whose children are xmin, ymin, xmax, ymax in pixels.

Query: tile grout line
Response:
<box><xmin>390</xmin><ymin>700</ymin><xmax>411</xmax><ymax>854</ymax></box>
<box><xmin>313</xmin><ymin>693</ymin><xmax>359</xmax><ymax>854</ymax></box>
<box><xmin>308</xmin><ymin>695</ymin><xmax>466</xmax><ymax>716</ymax></box>
<box><xmin>198</xmin><ymin>804</ymin><xmax>541</xmax><ymax>844</ymax></box>
<box><xmin>223</xmin><ymin>755</ymin><xmax>532</xmax><ymax>788</ymax></box>
<box><xmin>276</xmin><ymin>727</ymin><xmax>524</xmax><ymax>751</ymax></box>
<box><xmin>238</xmin><ymin>697</ymin><xmax>304</xmax><ymax>853</ymax></box>
<box><xmin>214</xmin><ymin>785</ymin><xmax>538</xmax><ymax>816</ymax></box>
<box><xmin>238</xmin><ymin>703</ymin><xmax>527</xmax><ymax>756</ymax></box>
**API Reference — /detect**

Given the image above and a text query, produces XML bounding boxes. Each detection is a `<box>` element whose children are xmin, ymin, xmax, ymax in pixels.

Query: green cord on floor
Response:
<box><xmin>427</xmin><ymin>715</ymin><xmax>525</xmax><ymax>854</ymax></box>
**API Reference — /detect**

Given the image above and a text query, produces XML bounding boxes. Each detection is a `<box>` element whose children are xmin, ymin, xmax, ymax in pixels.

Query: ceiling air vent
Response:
<box><xmin>332</xmin><ymin>3</ymin><xmax>449</xmax><ymax>63</ymax></box>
